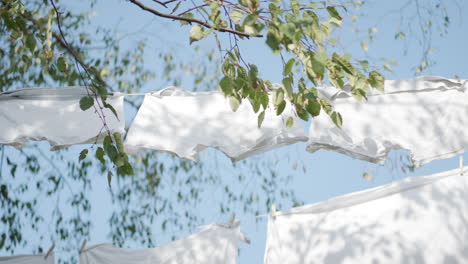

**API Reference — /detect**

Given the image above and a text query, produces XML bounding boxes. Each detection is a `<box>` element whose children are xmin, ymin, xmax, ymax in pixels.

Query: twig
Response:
<box><xmin>128</xmin><ymin>0</ymin><xmax>263</xmax><ymax>38</ymax></box>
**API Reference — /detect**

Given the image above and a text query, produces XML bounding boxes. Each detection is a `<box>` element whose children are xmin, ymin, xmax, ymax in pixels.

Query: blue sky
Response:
<box><xmin>2</xmin><ymin>0</ymin><xmax>468</xmax><ymax>263</ymax></box>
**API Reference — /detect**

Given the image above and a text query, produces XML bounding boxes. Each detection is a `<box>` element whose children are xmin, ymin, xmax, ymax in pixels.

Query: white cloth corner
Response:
<box><xmin>80</xmin><ymin>220</ymin><xmax>247</xmax><ymax>264</ymax></box>
<box><xmin>124</xmin><ymin>87</ymin><xmax>307</xmax><ymax>161</ymax></box>
<box><xmin>264</xmin><ymin>166</ymin><xmax>468</xmax><ymax>264</ymax></box>
<box><xmin>0</xmin><ymin>87</ymin><xmax>125</xmax><ymax>150</ymax></box>
<box><xmin>0</xmin><ymin>253</ymin><xmax>54</xmax><ymax>264</ymax></box>
<box><xmin>307</xmin><ymin>76</ymin><xmax>468</xmax><ymax>167</ymax></box>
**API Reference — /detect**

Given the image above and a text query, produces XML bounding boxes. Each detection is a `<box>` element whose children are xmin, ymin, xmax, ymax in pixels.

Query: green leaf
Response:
<box><xmin>189</xmin><ymin>25</ymin><xmax>205</xmax><ymax>44</ymax></box>
<box><xmin>57</xmin><ymin>56</ymin><xmax>68</xmax><ymax>73</ymax></box>
<box><xmin>107</xmin><ymin>171</ymin><xmax>113</xmax><ymax>188</ymax></box>
<box><xmin>368</xmin><ymin>71</ymin><xmax>385</xmax><ymax>92</ymax></box>
<box><xmin>219</xmin><ymin>77</ymin><xmax>234</xmax><ymax>95</ymax></box>
<box><xmin>180</xmin><ymin>13</ymin><xmax>195</xmax><ymax>25</ymax></box>
<box><xmin>306</xmin><ymin>100</ymin><xmax>321</xmax><ymax>116</ymax></box>
<box><xmin>25</xmin><ymin>35</ymin><xmax>37</xmax><ymax>51</ymax></box>
<box><xmin>332</xmin><ymin>53</ymin><xmax>354</xmax><ymax>75</ymax></box>
<box><xmin>282</xmin><ymin>77</ymin><xmax>293</xmax><ymax>98</ymax></box>
<box><xmin>326</xmin><ymin>6</ymin><xmax>342</xmax><ymax>21</ymax></box>
<box><xmin>296</xmin><ymin>105</ymin><xmax>309</xmax><ymax>121</ymax></box>
<box><xmin>311</xmin><ymin>51</ymin><xmax>328</xmax><ymax>79</ymax></box>
<box><xmin>103</xmin><ymin>135</ymin><xmax>118</xmax><ymax>160</ymax></box>
<box><xmin>330</xmin><ymin>111</ymin><xmax>343</xmax><ymax>128</ymax></box>
<box><xmin>229</xmin><ymin>96</ymin><xmax>241</xmax><ymax>112</ymax></box>
<box><xmin>276</xmin><ymin>100</ymin><xmax>286</xmax><ymax>115</ymax></box>
<box><xmin>283</xmin><ymin>58</ymin><xmax>295</xmax><ymax>76</ymax></box>
<box><xmin>243</xmin><ymin>14</ymin><xmax>258</xmax><ymax>26</ymax></box>
<box><xmin>79</xmin><ymin>149</ymin><xmax>88</xmax><ymax>161</ymax></box>
<box><xmin>229</xmin><ymin>10</ymin><xmax>243</xmax><ymax>23</ymax></box>
<box><xmin>285</xmin><ymin>116</ymin><xmax>294</xmax><ymax>129</ymax></box>
<box><xmin>361</xmin><ymin>41</ymin><xmax>368</xmax><ymax>52</ymax></box>
<box><xmin>95</xmin><ymin>147</ymin><xmax>105</xmax><ymax>164</ymax></box>
<box><xmin>257</xmin><ymin>111</ymin><xmax>265</xmax><ymax>128</ymax></box>
<box><xmin>113</xmin><ymin>132</ymin><xmax>124</xmax><ymax>153</ymax></box>
<box><xmin>273</xmin><ymin>88</ymin><xmax>284</xmax><ymax>106</ymax></box>
<box><xmin>79</xmin><ymin>96</ymin><xmax>94</xmax><ymax>111</ymax></box>
<box><xmin>358</xmin><ymin>60</ymin><xmax>369</xmax><ymax>71</ymax></box>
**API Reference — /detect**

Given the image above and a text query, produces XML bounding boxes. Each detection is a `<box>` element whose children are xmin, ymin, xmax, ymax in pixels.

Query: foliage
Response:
<box><xmin>0</xmin><ymin>0</ymin><xmax>457</xmax><ymax>262</ymax></box>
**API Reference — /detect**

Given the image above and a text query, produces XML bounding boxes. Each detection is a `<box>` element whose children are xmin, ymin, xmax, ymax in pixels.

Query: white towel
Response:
<box><xmin>0</xmin><ymin>253</ymin><xmax>54</xmax><ymax>264</ymax></box>
<box><xmin>124</xmin><ymin>87</ymin><xmax>307</xmax><ymax>161</ymax></box>
<box><xmin>0</xmin><ymin>87</ymin><xmax>125</xmax><ymax>150</ymax></box>
<box><xmin>264</xmin><ymin>166</ymin><xmax>468</xmax><ymax>264</ymax></box>
<box><xmin>80</xmin><ymin>220</ymin><xmax>247</xmax><ymax>264</ymax></box>
<box><xmin>308</xmin><ymin>76</ymin><xmax>468</xmax><ymax>167</ymax></box>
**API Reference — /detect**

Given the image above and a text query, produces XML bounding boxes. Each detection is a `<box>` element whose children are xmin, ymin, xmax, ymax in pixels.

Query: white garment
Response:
<box><xmin>0</xmin><ymin>87</ymin><xmax>125</xmax><ymax>150</ymax></box>
<box><xmin>124</xmin><ymin>87</ymin><xmax>307</xmax><ymax>161</ymax></box>
<box><xmin>80</xmin><ymin>220</ymin><xmax>247</xmax><ymax>264</ymax></box>
<box><xmin>308</xmin><ymin>76</ymin><xmax>468</xmax><ymax>167</ymax></box>
<box><xmin>264</xmin><ymin>166</ymin><xmax>468</xmax><ymax>264</ymax></box>
<box><xmin>0</xmin><ymin>254</ymin><xmax>54</xmax><ymax>264</ymax></box>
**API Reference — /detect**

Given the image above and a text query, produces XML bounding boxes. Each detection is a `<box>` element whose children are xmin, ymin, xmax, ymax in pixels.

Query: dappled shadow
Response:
<box><xmin>0</xmin><ymin>87</ymin><xmax>124</xmax><ymax>150</ymax></box>
<box><xmin>265</xmin><ymin>167</ymin><xmax>468</xmax><ymax>263</ymax></box>
<box><xmin>308</xmin><ymin>77</ymin><xmax>468</xmax><ymax>168</ymax></box>
<box><xmin>80</xmin><ymin>221</ymin><xmax>245</xmax><ymax>264</ymax></box>
<box><xmin>124</xmin><ymin>87</ymin><xmax>307</xmax><ymax>162</ymax></box>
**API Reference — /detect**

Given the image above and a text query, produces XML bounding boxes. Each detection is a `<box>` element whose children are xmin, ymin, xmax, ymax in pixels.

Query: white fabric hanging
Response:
<box><xmin>0</xmin><ymin>254</ymin><xmax>54</xmax><ymax>264</ymax></box>
<box><xmin>80</xmin><ymin>220</ymin><xmax>247</xmax><ymax>264</ymax></box>
<box><xmin>0</xmin><ymin>87</ymin><xmax>125</xmax><ymax>150</ymax></box>
<box><xmin>307</xmin><ymin>76</ymin><xmax>468</xmax><ymax>167</ymax></box>
<box><xmin>264</xmin><ymin>166</ymin><xmax>468</xmax><ymax>264</ymax></box>
<box><xmin>124</xmin><ymin>87</ymin><xmax>307</xmax><ymax>161</ymax></box>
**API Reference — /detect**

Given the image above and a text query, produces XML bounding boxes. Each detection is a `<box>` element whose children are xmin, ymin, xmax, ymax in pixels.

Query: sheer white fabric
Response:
<box><xmin>0</xmin><ymin>254</ymin><xmax>54</xmax><ymax>264</ymax></box>
<box><xmin>80</xmin><ymin>220</ymin><xmax>246</xmax><ymax>264</ymax></box>
<box><xmin>124</xmin><ymin>87</ymin><xmax>307</xmax><ymax>161</ymax></box>
<box><xmin>308</xmin><ymin>76</ymin><xmax>468</xmax><ymax>167</ymax></box>
<box><xmin>264</xmin><ymin>167</ymin><xmax>468</xmax><ymax>264</ymax></box>
<box><xmin>0</xmin><ymin>87</ymin><xmax>125</xmax><ymax>150</ymax></box>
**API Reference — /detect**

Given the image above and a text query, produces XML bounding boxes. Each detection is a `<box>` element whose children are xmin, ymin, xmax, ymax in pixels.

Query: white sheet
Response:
<box><xmin>80</xmin><ymin>220</ymin><xmax>246</xmax><ymax>264</ymax></box>
<box><xmin>124</xmin><ymin>87</ymin><xmax>307</xmax><ymax>161</ymax></box>
<box><xmin>264</xmin><ymin>166</ymin><xmax>468</xmax><ymax>264</ymax></box>
<box><xmin>0</xmin><ymin>253</ymin><xmax>54</xmax><ymax>264</ymax></box>
<box><xmin>308</xmin><ymin>76</ymin><xmax>468</xmax><ymax>167</ymax></box>
<box><xmin>0</xmin><ymin>87</ymin><xmax>125</xmax><ymax>150</ymax></box>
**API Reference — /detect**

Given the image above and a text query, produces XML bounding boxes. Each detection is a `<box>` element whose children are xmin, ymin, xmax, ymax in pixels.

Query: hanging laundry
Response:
<box><xmin>0</xmin><ymin>253</ymin><xmax>54</xmax><ymax>264</ymax></box>
<box><xmin>124</xmin><ymin>87</ymin><xmax>307</xmax><ymax>161</ymax></box>
<box><xmin>264</xmin><ymin>166</ymin><xmax>468</xmax><ymax>264</ymax></box>
<box><xmin>307</xmin><ymin>76</ymin><xmax>468</xmax><ymax>167</ymax></box>
<box><xmin>80</xmin><ymin>220</ymin><xmax>248</xmax><ymax>264</ymax></box>
<box><xmin>0</xmin><ymin>87</ymin><xmax>125</xmax><ymax>150</ymax></box>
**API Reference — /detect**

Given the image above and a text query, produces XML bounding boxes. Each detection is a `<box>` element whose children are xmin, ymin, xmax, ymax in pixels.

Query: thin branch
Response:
<box><xmin>128</xmin><ymin>0</ymin><xmax>263</xmax><ymax>38</ymax></box>
<box><xmin>151</xmin><ymin>0</ymin><xmax>168</xmax><ymax>8</ymax></box>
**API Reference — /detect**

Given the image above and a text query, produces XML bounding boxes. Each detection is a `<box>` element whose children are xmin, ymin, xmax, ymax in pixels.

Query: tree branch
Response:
<box><xmin>128</xmin><ymin>0</ymin><xmax>263</xmax><ymax>38</ymax></box>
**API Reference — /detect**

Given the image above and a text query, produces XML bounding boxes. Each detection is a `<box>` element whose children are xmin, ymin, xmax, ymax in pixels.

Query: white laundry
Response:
<box><xmin>0</xmin><ymin>87</ymin><xmax>125</xmax><ymax>150</ymax></box>
<box><xmin>124</xmin><ymin>87</ymin><xmax>307</xmax><ymax>161</ymax></box>
<box><xmin>0</xmin><ymin>253</ymin><xmax>54</xmax><ymax>264</ymax></box>
<box><xmin>80</xmin><ymin>220</ymin><xmax>247</xmax><ymax>264</ymax></box>
<box><xmin>308</xmin><ymin>76</ymin><xmax>468</xmax><ymax>167</ymax></box>
<box><xmin>264</xmin><ymin>166</ymin><xmax>468</xmax><ymax>264</ymax></box>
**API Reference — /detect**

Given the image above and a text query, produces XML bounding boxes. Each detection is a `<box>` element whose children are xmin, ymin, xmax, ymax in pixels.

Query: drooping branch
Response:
<box><xmin>128</xmin><ymin>0</ymin><xmax>263</xmax><ymax>38</ymax></box>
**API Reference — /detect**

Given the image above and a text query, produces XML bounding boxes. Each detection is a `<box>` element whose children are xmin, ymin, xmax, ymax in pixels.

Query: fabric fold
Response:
<box><xmin>0</xmin><ymin>253</ymin><xmax>54</xmax><ymax>264</ymax></box>
<box><xmin>264</xmin><ymin>166</ymin><xmax>468</xmax><ymax>264</ymax></box>
<box><xmin>0</xmin><ymin>87</ymin><xmax>125</xmax><ymax>150</ymax></box>
<box><xmin>124</xmin><ymin>87</ymin><xmax>307</xmax><ymax>161</ymax></box>
<box><xmin>80</xmin><ymin>220</ymin><xmax>246</xmax><ymax>264</ymax></box>
<box><xmin>308</xmin><ymin>76</ymin><xmax>468</xmax><ymax>167</ymax></box>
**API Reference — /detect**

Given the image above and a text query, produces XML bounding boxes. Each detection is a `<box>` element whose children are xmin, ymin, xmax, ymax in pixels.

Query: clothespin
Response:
<box><xmin>271</xmin><ymin>204</ymin><xmax>277</xmax><ymax>220</ymax></box>
<box><xmin>44</xmin><ymin>243</ymin><xmax>55</xmax><ymax>259</ymax></box>
<box><xmin>460</xmin><ymin>156</ymin><xmax>464</xmax><ymax>176</ymax></box>
<box><xmin>79</xmin><ymin>240</ymin><xmax>87</xmax><ymax>254</ymax></box>
<box><xmin>229</xmin><ymin>212</ymin><xmax>236</xmax><ymax>227</ymax></box>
